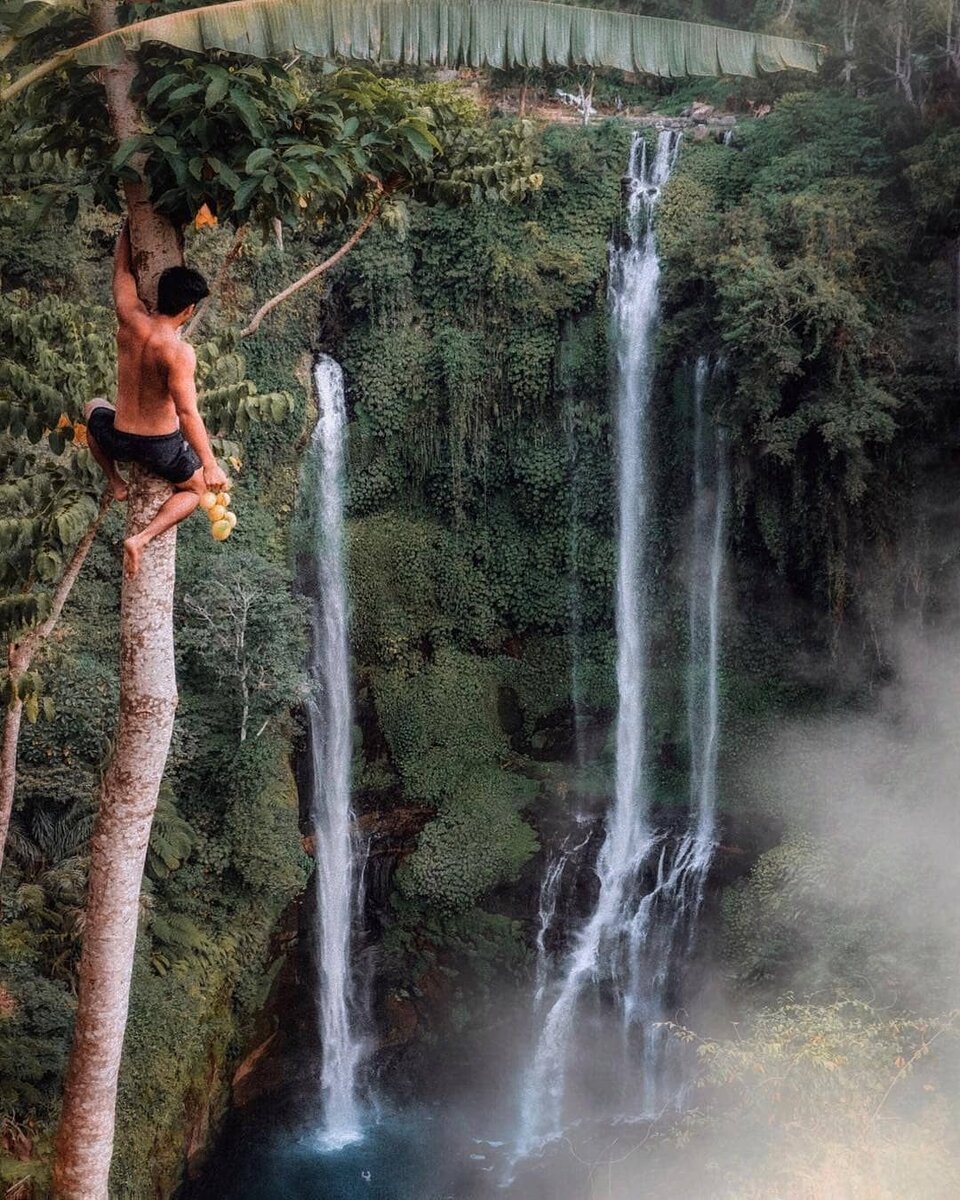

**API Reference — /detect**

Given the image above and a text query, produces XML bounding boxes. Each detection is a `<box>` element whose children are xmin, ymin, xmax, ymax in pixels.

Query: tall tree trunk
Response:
<box><xmin>89</xmin><ymin>0</ymin><xmax>182</xmax><ymax>306</ymax></box>
<box><xmin>0</xmin><ymin>499</ymin><xmax>109</xmax><ymax>878</ymax></box>
<box><xmin>955</xmin><ymin>238</ymin><xmax>960</xmax><ymax>374</ymax></box>
<box><xmin>53</xmin><ymin>7</ymin><xmax>185</xmax><ymax>1193</ymax></box>
<box><xmin>52</xmin><ymin>470</ymin><xmax>178</xmax><ymax>1200</ymax></box>
<box><xmin>841</xmin><ymin>0</ymin><xmax>861</xmax><ymax>89</ymax></box>
<box><xmin>0</xmin><ymin>692</ymin><xmax>23</xmax><ymax>874</ymax></box>
<box><xmin>894</xmin><ymin>17</ymin><xmax>915</xmax><ymax>105</ymax></box>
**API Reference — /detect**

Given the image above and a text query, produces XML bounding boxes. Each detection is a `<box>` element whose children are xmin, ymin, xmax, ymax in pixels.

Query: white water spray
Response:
<box><xmin>687</xmin><ymin>356</ymin><xmax>727</xmax><ymax>866</ymax></box>
<box><xmin>515</xmin><ymin>130</ymin><xmax>682</xmax><ymax>1156</ymax></box>
<box><xmin>533</xmin><ymin>830</ymin><xmax>592</xmax><ymax>1007</ymax></box>
<box><xmin>515</xmin><ymin>135</ymin><xmax>731</xmax><ymax>1162</ymax></box>
<box><xmin>305</xmin><ymin>355</ymin><xmax>364</xmax><ymax>1148</ymax></box>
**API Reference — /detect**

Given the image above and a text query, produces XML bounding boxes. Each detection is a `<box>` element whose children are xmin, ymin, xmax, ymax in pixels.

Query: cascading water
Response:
<box><xmin>515</xmin><ymin>135</ymin><xmax>732</xmax><ymax>1166</ymax></box>
<box><xmin>613</xmin><ymin>357</ymin><xmax>729</xmax><ymax>1111</ymax></box>
<box><xmin>562</xmin><ymin>383</ymin><xmax>589</xmax><ymax>767</ymax></box>
<box><xmin>304</xmin><ymin>354</ymin><xmax>364</xmax><ymax>1148</ymax></box>
<box><xmin>687</xmin><ymin>356</ymin><xmax>727</xmax><ymax>877</ymax></box>
<box><xmin>533</xmin><ymin>831</ymin><xmax>592</xmax><ymax>1007</ymax></box>
<box><xmin>515</xmin><ymin>129</ymin><xmax>682</xmax><ymax>1157</ymax></box>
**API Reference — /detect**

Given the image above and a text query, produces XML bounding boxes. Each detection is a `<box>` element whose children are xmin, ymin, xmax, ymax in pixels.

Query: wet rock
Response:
<box><xmin>231</xmin><ymin>1033</ymin><xmax>279</xmax><ymax>1108</ymax></box>
<box><xmin>682</xmin><ymin>101</ymin><xmax>716</xmax><ymax>119</ymax></box>
<box><xmin>382</xmin><ymin>993</ymin><xmax>419</xmax><ymax>1047</ymax></box>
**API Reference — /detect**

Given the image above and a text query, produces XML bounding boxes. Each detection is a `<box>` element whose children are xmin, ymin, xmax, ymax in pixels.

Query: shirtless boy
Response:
<box><xmin>85</xmin><ymin>223</ymin><xmax>228</xmax><ymax>578</ymax></box>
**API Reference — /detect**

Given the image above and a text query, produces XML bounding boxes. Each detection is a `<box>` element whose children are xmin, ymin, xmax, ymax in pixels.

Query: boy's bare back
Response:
<box><xmin>84</xmin><ymin>222</ymin><xmax>225</xmax><ymax>577</ymax></box>
<box><xmin>115</xmin><ymin>311</ymin><xmax>195</xmax><ymax>438</ymax></box>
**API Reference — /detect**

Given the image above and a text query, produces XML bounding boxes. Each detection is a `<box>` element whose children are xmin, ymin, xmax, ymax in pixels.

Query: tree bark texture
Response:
<box><xmin>52</xmin><ymin>4</ymin><xmax>186</xmax><ymax>1191</ymax></box>
<box><xmin>840</xmin><ymin>0</ymin><xmax>860</xmax><ymax>89</ymax></box>
<box><xmin>52</xmin><ymin>470</ymin><xmax>179</xmax><ymax>1200</ymax></box>
<box><xmin>90</xmin><ymin>0</ymin><xmax>182</xmax><ymax>306</ymax></box>
<box><xmin>0</xmin><ymin>692</ymin><xmax>24</xmax><ymax>877</ymax></box>
<box><xmin>955</xmin><ymin>238</ymin><xmax>960</xmax><ymax>373</ymax></box>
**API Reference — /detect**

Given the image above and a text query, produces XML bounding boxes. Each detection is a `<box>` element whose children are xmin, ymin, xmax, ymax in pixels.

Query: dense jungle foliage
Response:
<box><xmin>0</xmin><ymin>202</ymin><xmax>316</xmax><ymax>1192</ymax></box>
<box><xmin>2</xmin><ymin>1</ymin><xmax>960</xmax><ymax>1196</ymax></box>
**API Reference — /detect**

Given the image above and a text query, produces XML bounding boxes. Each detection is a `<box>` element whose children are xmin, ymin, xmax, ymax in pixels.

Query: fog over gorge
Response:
<box><xmin>598</xmin><ymin>625</ymin><xmax>960</xmax><ymax>1200</ymax></box>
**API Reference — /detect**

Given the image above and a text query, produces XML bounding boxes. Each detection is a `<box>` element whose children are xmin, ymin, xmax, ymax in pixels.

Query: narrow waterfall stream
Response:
<box><xmin>619</xmin><ymin>355</ymin><xmax>729</xmax><ymax>1110</ymax></box>
<box><xmin>514</xmin><ymin>136</ymin><xmax>731</xmax><ymax>1167</ymax></box>
<box><xmin>533</xmin><ymin>830</ymin><xmax>592</xmax><ymax>1008</ymax></box>
<box><xmin>516</xmin><ymin>129</ymin><xmax>682</xmax><ymax>1157</ymax></box>
<box><xmin>564</xmin><ymin>398</ymin><xmax>588</xmax><ymax>769</ymax></box>
<box><xmin>687</xmin><ymin>356</ymin><xmax>727</xmax><ymax>869</ymax></box>
<box><xmin>305</xmin><ymin>355</ymin><xmax>364</xmax><ymax>1147</ymax></box>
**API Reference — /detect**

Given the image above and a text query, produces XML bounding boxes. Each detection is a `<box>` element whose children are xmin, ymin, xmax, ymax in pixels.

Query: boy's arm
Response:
<box><xmin>113</xmin><ymin>222</ymin><xmax>148</xmax><ymax>325</ymax></box>
<box><xmin>168</xmin><ymin>343</ymin><xmax>228</xmax><ymax>490</ymax></box>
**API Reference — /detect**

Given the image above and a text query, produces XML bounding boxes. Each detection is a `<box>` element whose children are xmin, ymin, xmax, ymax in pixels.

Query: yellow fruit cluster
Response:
<box><xmin>199</xmin><ymin>488</ymin><xmax>237</xmax><ymax>541</ymax></box>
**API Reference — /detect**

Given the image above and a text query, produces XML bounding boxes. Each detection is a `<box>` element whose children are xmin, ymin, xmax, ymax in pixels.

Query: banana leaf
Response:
<box><xmin>2</xmin><ymin>0</ymin><xmax>823</xmax><ymax>104</ymax></box>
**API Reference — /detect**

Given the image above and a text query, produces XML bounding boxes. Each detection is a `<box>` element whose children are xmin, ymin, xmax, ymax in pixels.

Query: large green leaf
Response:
<box><xmin>0</xmin><ymin>0</ymin><xmax>78</xmax><ymax>39</ymax></box>
<box><xmin>2</xmin><ymin>1</ymin><xmax>823</xmax><ymax>104</ymax></box>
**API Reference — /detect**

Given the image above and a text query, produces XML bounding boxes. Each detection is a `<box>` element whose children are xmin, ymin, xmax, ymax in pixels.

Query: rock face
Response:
<box><xmin>635</xmin><ymin>112</ymin><xmax>736</xmax><ymax>130</ymax></box>
<box><xmin>231</xmin><ymin>1034</ymin><xmax>279</xmax><ymax>1109</ymax></box>
<box><xmin>681</xmin><ymin>101</ymin><xmax>716</xmax><ymax>118</ymax></box>
<box><xmin>359</xmin><ymin>804</ymin><xmax>435</xmax><ymax>922</ymax></box>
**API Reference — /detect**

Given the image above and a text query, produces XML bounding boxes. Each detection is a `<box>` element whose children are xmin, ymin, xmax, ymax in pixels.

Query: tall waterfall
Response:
<box><xmin>562</xmin><ymin>384</ymin><xmax>589</xmax><ymax>767</ymax></box>
<box><xmin>304</xmin><ymin>355</ymin><xmax>364</xmax><ymax>1148</ymax></box>
<box><xmin>516</xmin><ymin>130</ymin><xmax>682</xmax><ymax>1155</ymax></box>
<box><xmin>687</xmin><ymin>356</ymin><xmax>727</xmax><ymax>873</ymax></box>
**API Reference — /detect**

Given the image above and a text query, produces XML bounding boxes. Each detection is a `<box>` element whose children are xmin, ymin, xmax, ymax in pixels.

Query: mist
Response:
<box><xmin>576</xmin><ymin>619</ymin><xmax>960</xmax><ymax>1200</ymax></box>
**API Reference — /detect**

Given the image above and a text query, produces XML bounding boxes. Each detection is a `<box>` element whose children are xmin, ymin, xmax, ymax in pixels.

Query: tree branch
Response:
<box><xmin>185</xmin><ymin>225</ymin><xmax>248</xmax><ymax>341</ymax></box>
<box><xmin>13</xmin><ymin>494</ymin><xmax>111</xmax><ymax>672</ymax></box>
<box><xmin>39</xmin><ymin>495</ymin><xmax>112</xmax><ymax>643</ymax></box>
<box><xmin>0</xmin><ymin>494</ymin><xmax>110</xmax><ymax>878</ymax></box>
<box><xmin>240</xmin><ymin>198</ymin><xmax>385</xmax><ymax>337</ymax></box>
<box><xmin>871</xmin><ymin>1011</ymin><xmax>958</xmax><ymax>1124</ymax></box>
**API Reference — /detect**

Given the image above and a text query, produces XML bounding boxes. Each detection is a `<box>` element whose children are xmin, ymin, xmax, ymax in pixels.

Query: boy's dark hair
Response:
<box><xmin>156</xmin><ymin>266</ymin><xmax>209</xmax><ymax>317</ymax></box>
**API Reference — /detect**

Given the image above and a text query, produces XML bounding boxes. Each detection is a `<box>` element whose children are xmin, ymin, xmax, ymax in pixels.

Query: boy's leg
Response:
<box><xmin>83</xmin><ymin>400</ymin><xmax>128</xmax><ymax>502</ymax></box>
<box><xmin>123</xmin><ymin>469</ymin><xmax>204</xmax><ymax>578</ymax></box>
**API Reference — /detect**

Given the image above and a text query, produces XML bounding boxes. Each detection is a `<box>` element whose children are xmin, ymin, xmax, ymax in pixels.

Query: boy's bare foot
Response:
<box><xmin>123</xmin><ymin>536</ymin><xmax>143</xmax><ymax>578</ymax></box>
<box><xmin>110</xmin><ymin>476</ymin><xmax>129</xmax><ymax>503</ymax></box>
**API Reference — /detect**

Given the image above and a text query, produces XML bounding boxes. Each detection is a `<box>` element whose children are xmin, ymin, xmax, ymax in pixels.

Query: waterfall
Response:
<box><xmin>562</xmin><ymin>384</ymin><xmax>589</xmax><ymax>767</ymax></box>
<box><xmin>613</xmin><ymin>357</ymin><xmax>728</xmax><ymax>1110</ymax></box>
<box><xmin>533</xmin><ymin>831</ymin><xmax>592</xmax><ymax>1007</ymax></box>
<box><xmin>515</xmin><ymin>133</ymin><xmax>731</xmax><ymax>1162</ymax></box>
<box><xmin>533</xmin><ymin>846</ymin><xmax>571</xmax><ymax>1009</ymax></box>
<box><xmin>515</xmin><ymin>130</ymin><xmax>681</xmax><ymax>1156</ymax></box>
<box><xmin>687</xmin><ymin>356</ymin><xmax>727</xmax><ymax>868</ymax></box>
<box><xmin>304</xmin><ymin>355</ymin><xmax>364</xmax><ymax>1148</ymax></box>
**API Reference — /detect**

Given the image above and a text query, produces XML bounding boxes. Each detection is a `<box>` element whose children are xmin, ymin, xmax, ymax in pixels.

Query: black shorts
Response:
<box><xmin>87</xmin><ymin>406</ymin><xmax>201</xmax><ymax>485</ymax></box>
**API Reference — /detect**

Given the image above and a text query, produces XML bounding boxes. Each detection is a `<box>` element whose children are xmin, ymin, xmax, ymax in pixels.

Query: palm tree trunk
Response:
<box><xmin>52</xmin><ymin>470</ymin><xmax>178</xmax><ymax>1200</ymax></box>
